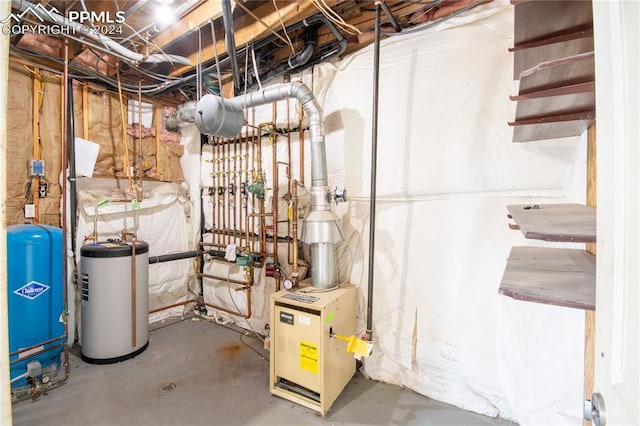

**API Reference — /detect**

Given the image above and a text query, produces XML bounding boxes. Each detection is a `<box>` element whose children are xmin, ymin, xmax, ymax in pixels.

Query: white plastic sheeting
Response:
<box><xmin>66</xmin><ymin>2</ymin><xmax>588</xmax><ymax>423</ymax></box>
<box><xmin>69</xmin><ymin>120</ymin><xmax>202</xmax><ymax>347</ymax></box>
<box><xmin>72</xmin><ymin>180</ymin><xmax>195</xmax><ymax>331</ymax></box>
<box><xmin>314</xmin><ymin>2</ymin><xmax>587</xmax><ymax>425</ymax></box>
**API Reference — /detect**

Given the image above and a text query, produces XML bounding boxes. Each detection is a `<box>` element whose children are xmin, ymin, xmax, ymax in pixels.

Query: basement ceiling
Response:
<box><xmin>7</xmin><ymin>0</ymin><xmax>488</xmax><ymax>101</ymax></box>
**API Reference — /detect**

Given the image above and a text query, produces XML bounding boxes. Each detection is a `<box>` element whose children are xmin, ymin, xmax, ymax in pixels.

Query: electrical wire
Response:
<box><xmin>400</xmin><ymin>0</ymin><xmax>442</xmax><ymax>5</ymax></box>
<box><xmin>234</xmin><ymin>1</ymin><xmax>294</xmax><ymax>47</ymax></box>
<box><xmin>11</xmin><ymin>46</ymin><xmax>190</xmax><ymax>94</ymax></box>
<box><xmin>193</xmin><ymin>310</ymin><xmax>269</xmax><ymax>362</ymax></box>
<box><xmin>79</xmin><ymin>0</ymin><xmax>109</xmax><ymax>51</ymax></box>
<box><xmin>210</xmin><ymin>19</ymin><xmax>223</xmax><ymax>94</ymax></box>
<box><xmin>119</xmin><ymin>21</ymin><xmax>181</xmax><ymax>69</ymax></box>
<box><xmin>272</xmin><ymin>0</ymin><xmax>296</xmax><ymax>57</ymax></box>
<box><xmin>250</xmin><ymin>43</ymin><xmax>263</xmax><ymax>91</ymax></box>
<box><xmin>243</xmin><ymin>39</ymin><xmax>250</xmax><ymax>97</ymax></box>
<box><xmin>239</xmin><ymin>332</ymin><xmax>269</xmax><ymax>362</ymax></box>
<box><xmin>385</xmin><ymin>0</ymin><xmax>487</xmax><ymax>36</ymax></box>
<box><xmin>407</xmin><ymin>2</ymin><xmax>443</xmax><ymax>25</ymax></box>
<box><xmin>311</xmin><ymin>0</ymin><xmax>361</xmax><ymax>35</ymax></box>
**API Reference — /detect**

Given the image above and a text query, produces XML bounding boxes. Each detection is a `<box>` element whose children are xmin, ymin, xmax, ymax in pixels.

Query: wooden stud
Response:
<box><xmin>583</xmin><ymin>123</ymin><xmax>596</xmax><ymax>425</ymax></box>
<box><xmin>155</xmin><ymin>103</ymin><xmax>161</xmax><ymax>179</ymax></box>
<box><xmin>31</xmin><ymin>68</ymin><xmax>40</xmax><ymax>223</ymax></box>
<box><xmin>82</xmin><ymin>83</ymin><xmax>89</xmax><ymax>140</ymax></box>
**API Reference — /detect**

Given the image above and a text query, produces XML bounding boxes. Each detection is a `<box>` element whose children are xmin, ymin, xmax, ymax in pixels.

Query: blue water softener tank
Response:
<box><xmin>80</xmin><ymin>240</ymin><xmax>149</xmax><ymax>364</ymax></box>
<box><xmin>7</xmin><ymin>224</ymin><xmax>65</xmax><ymax>388</ymax></box>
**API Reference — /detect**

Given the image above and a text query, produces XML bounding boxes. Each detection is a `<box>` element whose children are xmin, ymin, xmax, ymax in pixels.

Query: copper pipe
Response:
<box><xmin>233</xmin><ymin>137</ymin><xmax>238</xmax><ymax>246</ymax></box>
<box><xmin>198</xmin><ymin>272</ymin><xmax>251</xmax><ymax>287</ymax></box>
<box><xmin>256</xmin><ymin>122</ymin><xmax>272</xmax><ymax>255</ymax></box>
<box><xmin>222</xmin><ymin>139</ymin><xmax>228</xmax><ymax>246</ymax></box>
<box><xmin>271</xmin><ymin>112</ymin><xmax>279</xmax><ymax>283</ymax></box>
<box><xmin>215</xmin><ymin>138</ymin><xmax>221</xmax><ymax>247</ymax></box>
<box><xmin>199</xmin><ymin>241</ymin><xmax>228</xmax><ymax>249</ymax></box>
<box><xmin>250</xmin><ymin>120</ymin><xmax>255</xmax><ymax>252</ymax></box>
<box><xmin>244</xmin><ymin>123</ymin><xmax>265</xmax><ymax>130</ymax></box>
<box><xmin>210</xmin><ymin>137</ymin><xmax>216</xmax><ymax>247</ymax></box>
<box><xmin>203</xmin><ymin>295</ymin><xmax>251</xmax><ymax>319</ymax></box>
<box><xmin>226</xmin><ymin>138</ymin><xmax>231</xmax><ymax>246</ymax></box>
<box><xmin>137</xmin><ymin>81</ymin><xmax>144</xmax><ymax>201</ymax></box>
<box><xmin>286</xmin><ymin>93</ymin><xmax>293</xmax><ymax>265</ymax></box>
<box><xmin>9</xmin><ymin>335</ymin><xmax>67</xmax><ymax>357</ymax></box>
<box><xmin>235</xmin><ymin>132</ymin><xmax>246</xmax><ymax>248</ymax></box>
<box><xmin>202</xmin><ymin>272</ymin><xmax>252</xmax><ymax>319</ymax></box>
<box><xmin>149</xmin><ymin>299</ymin><xmax>196</xmax><ymax>314</ymax></box>
<box><xmin>245</xmin><ymin>213</ymin><xmax>251</xmax><ymax>252</ymax></box>
<box><xmin>252</xmin><ymin>123</ymin><xmax>260</xmax><ymax>251</ymax></box>
<box><xmin>131</xmin><ymin>238</ymin><xmax>137</xmax><ymax>348</ymax></box>
<box><xmin>291</xmin><ymin>179</ymin><xmax>300</xmax><ymax>283</ymax></box>
<box><xmin>298</xmin><ymin>98</ymin><xmax>305</xmax><ymax>186</ymax></box>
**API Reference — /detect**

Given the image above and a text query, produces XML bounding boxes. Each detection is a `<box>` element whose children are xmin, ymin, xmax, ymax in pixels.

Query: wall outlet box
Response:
<box><xmin>24</xmin><ymin>204</ymin><xmax>35</xmax><ymax>218</ymax></box>
<box><xmin>29</xmin><ymin>160</ymin><xmax>45</xmax><ymax>176</ymax></box>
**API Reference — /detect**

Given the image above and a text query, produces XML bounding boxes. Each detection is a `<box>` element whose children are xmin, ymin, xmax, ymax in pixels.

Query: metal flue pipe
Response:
<box><xmin>167</xmin><ymin>81</ymin><xmax>342</xmax><ymax>288</ymax></box>
<box><xmin>221</xmin><ymin>0</ymin><xmax>242</xmax><ymax>94</ymax></box>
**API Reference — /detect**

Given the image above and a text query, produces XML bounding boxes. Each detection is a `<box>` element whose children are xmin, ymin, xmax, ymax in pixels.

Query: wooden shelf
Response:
<box><xmin>517</xmin><ymin>52</ymin><xmax>594</xmax><ymax>95</ymax></box>
<box><xmin>511</xmin><ymin>0</ymin><xmax>594</xmax><ymax>78</ymax></box>
<box><xmin>499</xmin><ymin>246</ymin><xmax>595</xmax><ymax>310</ymax></box>
<box><xmin>510</xmin><ymin>53</ymin><xmax>595</xmax><ymax>142</ymax></box>
<box><xmin>510</xmin><ymin>109</ymin><xmax>595</xmax><ymax>143</ymax></box>
<box><xmin>507</xmin><ymin>203</ymin><xmax>596</xmax><ymax>243</ymax></box>
<box><xmin>510</xmin><ymin>1</ymin><xmax>594</xmax><ymax>142</ymax></box>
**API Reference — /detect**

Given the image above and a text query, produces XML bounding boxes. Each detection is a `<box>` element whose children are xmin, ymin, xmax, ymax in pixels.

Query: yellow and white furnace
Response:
<box><xmin>269</xmin><ymin>284</ymin><xmax>356</xmax><ymax>415</ymax></box>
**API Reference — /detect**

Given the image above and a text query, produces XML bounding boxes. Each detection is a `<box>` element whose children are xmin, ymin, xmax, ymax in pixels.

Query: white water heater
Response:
<box><xmin>80</xmin><ymin>240</ymin><xmax>149</xmax><ymax>364</ymax></box>
<box><xmin>270</xmin><ymin>284</ymin><xmax>356</xmax><ymax>415</ymax></box>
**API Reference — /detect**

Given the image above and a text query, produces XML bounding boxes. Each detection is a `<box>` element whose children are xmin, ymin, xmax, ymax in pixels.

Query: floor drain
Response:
<box><xmin>160</xmin><ymin>383</ymin><xmax>176</xmax><ymax>393</ymax></box>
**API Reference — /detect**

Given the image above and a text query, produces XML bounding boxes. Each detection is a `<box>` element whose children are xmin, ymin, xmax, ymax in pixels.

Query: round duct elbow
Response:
<box><xmin>194</xmin><ymin>95</ymin><xmax>245</xmax><ymax>138</ymax></box>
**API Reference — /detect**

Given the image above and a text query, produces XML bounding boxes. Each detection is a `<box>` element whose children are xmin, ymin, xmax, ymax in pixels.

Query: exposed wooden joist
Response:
<box><xmin>152</xmin><ymin>0</ymin><xmax>224</xmax><ymax>48</ymax></box>
<box><xmin>168</xmin><ymin>0</ymin><xmax>343</xmax><ymax>77</ymax></box>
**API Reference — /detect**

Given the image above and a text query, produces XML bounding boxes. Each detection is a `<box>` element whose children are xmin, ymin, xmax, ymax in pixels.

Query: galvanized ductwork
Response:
<box><xmin>167</xmin><ymin>82</ymin><xmax>342</xmax><ymax>288</ymax></box>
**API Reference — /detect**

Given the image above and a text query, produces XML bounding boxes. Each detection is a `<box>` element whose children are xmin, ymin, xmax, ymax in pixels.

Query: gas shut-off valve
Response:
<box><xmin>333</xmin><ymin>187</ymin><xmax>347</xmax><ymax>205</ymax></box>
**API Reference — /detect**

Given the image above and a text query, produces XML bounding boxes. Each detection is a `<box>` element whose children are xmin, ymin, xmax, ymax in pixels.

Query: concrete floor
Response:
<box><xmin>12</xmin><ymin>318</ymin><xmax>515</xmax><ymax>426</ymax></box>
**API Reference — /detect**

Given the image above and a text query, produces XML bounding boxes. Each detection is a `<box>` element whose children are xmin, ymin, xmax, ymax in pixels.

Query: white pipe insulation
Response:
<box><xmin>10</xmin><ymin>0</ymin><xmax>191</xmax><ymax>65</ymax></box>
<box><xmin>168</xmin><ymin>82</ymin><xmax>343</xmax><ymax>288</ymax></box>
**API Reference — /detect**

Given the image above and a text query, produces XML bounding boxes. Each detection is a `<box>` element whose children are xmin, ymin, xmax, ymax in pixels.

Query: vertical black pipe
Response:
<box><xmin>67</xmin><ymin>79</ymin><xmax>77</xmax><ymax>254</ymax></box>
<box><xmin>366</xmin><ymin>4</ymin><xmax>381</xmax><ymax>341</ymax></box>
<box><xmin>197</xmin><ymin>134</ymin><xmax>208</xmax><ymax>313</ymax></box>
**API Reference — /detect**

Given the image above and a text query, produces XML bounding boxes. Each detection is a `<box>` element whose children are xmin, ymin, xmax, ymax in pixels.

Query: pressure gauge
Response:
<box><xmin>41</xmin><ymin>375</ymin><xmax>51</xmax><ymax>384</ymax></box>
<box><xmin>283</xmin><ymin>278</ymin><xmax>294</xmax><ymax>290</ymax></box>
